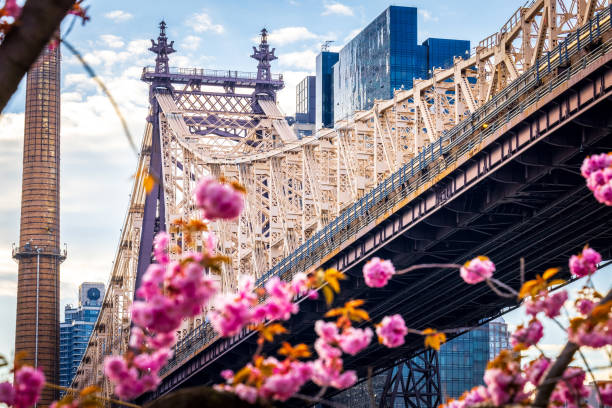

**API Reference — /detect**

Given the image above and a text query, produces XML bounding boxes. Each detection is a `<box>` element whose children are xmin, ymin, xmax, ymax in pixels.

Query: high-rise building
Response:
<box><xmin>59</xmin><ymin>282</ymin><xmax>105</xmax><ymax>389</ymax></box>
<box><xmin>439</xmin><ymin>319</ymin><xmax>509</xmax><ymax>399</ymax></box>
<box><xmin>295</xmin><ymin>76</ymin><xmax>316</xmax><ymax>137</ymax></box>
<box><xmin>315</xmin><ymin>51</ymin><xmax>339</xmax><ymax>130</ymax></box>
<box><xmin>12</xmin><ymin>43</ymin><xmax>64</xmax><ymax>405</ymax></box>
<box><xmin>331</xmin><ymin>6</ymin><xmax>470</xmax><ymax>123</ymax></box>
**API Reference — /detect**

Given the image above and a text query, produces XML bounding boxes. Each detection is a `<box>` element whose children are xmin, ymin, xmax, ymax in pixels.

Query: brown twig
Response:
<box><xmin>0</xmin><ymin>0</ymin><xmax>76</xmax><ymax>113</ymax></box>
<box><xmin>395</xmin><ymin>263</ymin><xmax>462</xmax><ymax>275</ymax></box>
<box><xmin>532</xmin><ymin>288</ymin><xmax>612</xmax><ymax>407</ymax></box>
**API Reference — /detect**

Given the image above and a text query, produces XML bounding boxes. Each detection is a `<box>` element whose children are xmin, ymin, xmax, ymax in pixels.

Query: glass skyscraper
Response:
<box><xmin>296</xmin><ymin>75</ymin><xmax>316</xmax><ymax>125</ymax></box>
<box><xmin>316</xmin><ymin>51</ymin><xmax>339</xmax><ymax>130</ymax></box>
<box><xmin>330</xmin><ymin>6</ymin><xmax>470</xmax><ymax>123</ymax></box>
<box><xmin>59</xmin><ymin>282</ymin><xmax>104</xmax><ymax>389</ymax></box>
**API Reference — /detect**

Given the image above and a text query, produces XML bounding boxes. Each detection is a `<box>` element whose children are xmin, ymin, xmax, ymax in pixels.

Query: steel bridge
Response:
<box><xmin>73</xmin><ymin>2</ymin><xmax>612</xmax><ymax>406</ymax></box>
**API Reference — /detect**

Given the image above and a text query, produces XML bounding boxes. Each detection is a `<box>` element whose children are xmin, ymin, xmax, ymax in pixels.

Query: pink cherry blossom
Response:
<box><xmin>460</xmin><ymin>256</ymin><xmax>495</xmax><ymax>284</ymax></box>
<box><xmin>550</xmin><ymin>367</ymin><xmax>590</xmax><ymax>408</ymax></box>
<box><xmin>525</xmin><ymin>290</ymin><xmax>568</xmax><ymax>318</ymax></box>
<box><xmin>576</xmin><ymin>298</ymin><xmax>595</xmax><ymax>315</ymax></box>
<box><xmin>581</xmin><ymin>153</ymin><xmax>612</xmax><ymax>205</ymax></box>
<box><xmin>568</xmin><ymin>318</ymin><xmax>612</xmax><ymax>348</ymax></box>
<box><xmin>338</xmin><ymin>327</ymin><xmax>373</xmax><ymax>355</ymax></box>
<box><xmin>314</xmin><ymin>320</ymin><xmax>339</xmax><ymax>343</ymax></box>
<box><xmin>600</xmin><ymin>382</ymin><xmax>612</xmax><ymax>406</ymax></box>
<box><xmin>208</xmin><ymin>294</ymin><xmax>252</xmax><ymax>337</ymax></box>
<box><xmin>11</xmin><ymin>366</ymin><xmax>45</xmax><ymax>408</ymax></box>
<box><xmin>0</xmin><ymin>382</ymin><xmax>15</xmax><ymax>407</ymax></box>
<box><xmin>362</xmin><ymin>257</ymin><xmax>395</xmax><ymax>288</ymax></box>
<box><xmin>260</xmin><ymin>361</ymin><xmax>313</xmax><ymax>401</ymax></box>
<box><xmin>235</xmin><ymin>384</ymin><xmax>258</xmax><ymax>404</ymax></box>
<box><xmin>2</xmin><ymin>0</ymin><xmax>21</xmax><ymax>19</ymax></box>
<box><xmin>311</xmin><ymin>357</ymin><xmax>355</xmax><ymax>389</ymax></box>
<box><xmin>376</xmin><ymin>314</ymin><xmax>407</xmax><ymax>348</ymax></box>
<box><xmin>463</xmin><ymin>386</ymin><xmax>489</xmax><ymax>406</ymax></box>
<box><xmin>153</xmin><ymin>231</ymin><xmax>170</xmax><ymax>265</ymax></box>
<box><xmin>510</xmin><ymin>320</ymin><xmax>543</xmax><ymax>349</ymax></box>
<box><xmin>569</xmin><ymin>247</ymin><xmax>601</xmax><ymax>277</ymax></box>
<box><xmin>483</xmin><ymin>367</ymin><xmax>526</xmax><ymax>406</ymax></box>
<box><xmin>314</xmin><ymin>338</ymin><xmax>342</xmax><ymax>361</ymax></box>
<box><xmin>194</xmin><ymin>177</ymin><xmax>244</xmax><ymax>220</ymax></box>
<box><xmin>524</xmin><ymin>357</ymin><xmax>551</xmax><ymax>386</ymax></box>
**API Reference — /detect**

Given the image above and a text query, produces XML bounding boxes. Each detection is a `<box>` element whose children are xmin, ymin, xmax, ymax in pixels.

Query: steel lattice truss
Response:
<box><xmin>72</xmin><ymin>0</ymin><xmax>609</xmax><ymax>398</ymax></box>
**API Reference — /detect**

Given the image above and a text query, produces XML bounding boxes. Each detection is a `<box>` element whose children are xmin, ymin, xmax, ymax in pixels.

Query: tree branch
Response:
<box><xmin>0</xmin><ymin>0</ymin><xmax>76</xmax><ymax>113</ymax></box>
<box><xmin>532</xmin><ymin>287</ymin><xmax>612</xmax><ymax>407</ymax></box>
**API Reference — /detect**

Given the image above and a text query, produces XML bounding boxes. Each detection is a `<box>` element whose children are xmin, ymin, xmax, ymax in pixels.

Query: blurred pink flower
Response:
<box><xmin>510</xmin><ymin>320</ymin><xmax>543</xmax><ymax>349</ymax></box>
<box><xmin>363</xmin><ymin>257</ymin><xmax>395</xmax><ymax>288</ymax></box>
<box><xmin>338</xmin><ymin>327</ymin><xmax>373</xmax><ymax>355</ymax></box>
<box><xmin>460</xmin><ymin>256</ymin><xmax>495</xmax><ymax>284</ymax></box>
<box><xmin>569</xmin><ymin>247</ymin><xmax>601</xmax><ymax>277</ymax></box>
<box><xmin>376</xmin><ymin>314</ymin><xmax>407</xmax><ymax>348</ymax></box>
<box><xmin>194</xmin><ymin>177</ymin><xmax>244</xmax><ymax>220</ymax></box>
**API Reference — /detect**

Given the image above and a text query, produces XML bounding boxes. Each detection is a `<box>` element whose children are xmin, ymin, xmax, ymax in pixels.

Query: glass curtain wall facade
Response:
<box><xmin>331</xmin><ymin>6</ymin><xmax>470</xmax><ymax>124</ymax></box>
<box><xmin>59</xmin><ymin>283</ymin><xmax>104</xmax><ymax>389</ymax></box>
<box><xmin>296</xmin><ymin>76</ymin><xmax>316</xmax><ymax>124</ymax></box>
<box><xmin>316</xmin><ymin>52</ymin><xmax>339</xmax><ymax>129</ymax></box>
<box><xmin>423</xmin><ymin>38</ymin><xmax>471</xmax><ymax>72</ymax></box>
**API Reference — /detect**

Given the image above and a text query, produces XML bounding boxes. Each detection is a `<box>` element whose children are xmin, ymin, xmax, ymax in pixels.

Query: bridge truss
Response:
<box><xmin>73</xmin><ymin>0</ymin><xmax>611</xmax><ymax>401</ymax></box>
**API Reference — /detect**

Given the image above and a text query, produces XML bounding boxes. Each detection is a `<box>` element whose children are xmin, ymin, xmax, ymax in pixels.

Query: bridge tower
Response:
<box><xmin>13</xmin><ymin>43</ymin><xmax>66</xmax><ymax>405</ymax></box>
<box><xmin>251</xmin><ymin>28</ymin><xmax>278</xmax><ymax>102</ymax></box>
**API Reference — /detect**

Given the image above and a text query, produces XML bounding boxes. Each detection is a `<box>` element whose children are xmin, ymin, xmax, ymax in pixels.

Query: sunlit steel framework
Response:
<box><xmin>73</xmin><ymin>0</ymin><xmax>611</xmax><ymax>401</ymax></box>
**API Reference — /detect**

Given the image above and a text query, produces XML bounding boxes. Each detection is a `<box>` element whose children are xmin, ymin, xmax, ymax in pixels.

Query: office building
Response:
<box><xmin>59</xmin><ymin>282</ymin><xmax>105</xmax><ymax>389</ymax></box>
<box><xmin>316</xmin><ymin>51</ymin><xmax>339</xmax><ymax>129</ymax></box>
<box><xmin>331</xmin><ymin>6</ymin><xmax>470</xmax><ymax>123</ymax></box>
<box><xmin>295</xmin><ymin>75</ymin><xmax>316</xmax><ymax>137</ymax></box>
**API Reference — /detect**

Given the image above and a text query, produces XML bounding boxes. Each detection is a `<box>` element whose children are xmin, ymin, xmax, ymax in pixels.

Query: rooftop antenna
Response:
<box><xmin>321</xmin><ymin>40</ymin><xmax>334</xmax><ymax>52</ymax></box>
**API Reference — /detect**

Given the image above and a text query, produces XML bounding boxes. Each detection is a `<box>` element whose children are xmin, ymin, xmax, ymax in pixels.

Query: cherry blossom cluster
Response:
<box><xmin>105</xmin><ymin>232</ymin><xmax>220</xmax><ymax>399</ymax></box>
<box><xmin>459</xmin><ymin>256</ymin><xmax>495</xmax><ymax>284</ymax></box>
<box><xmin>581</xmin><ymin>152</ymin><xmax>612</xmax><ymax>205</ymax></box>
<box><xmin>510</xmin><ymin>319</ymin><xmax>543</xmax><ymax>350</ymax></box>
<box><xmin>569</xmin><ymin>246</ymin><xmax>602</xmax><ymax>277</ymax></box>
<box><xmin>362</xmin><ymin>257</ymin><xmax>395</xmax><ymax>287</ymax></box>
<box><xmin>375</xmin><ymin>314</ymin><xmax>408</xmax><ymax>348</ymax></box>
<box><xmin>194</xmin><ymin>177</ymin><xmax>245</xmax><ymax>221</ymax></box>
<box><xmin>216</xmin><ymin>355</ymin><xmax>315</xmax><ymax>403</ymax></box>
<box><xmin>524</xmin><ymin>290</ymin><xmax>568</xmax><ymax>318</ymax></box>
<box><xmin>103</xmin><ymin>176</ymin><xmax>247</xmax><ymax>399</ymax></box>
<box><xmin>0</xmin><ymin>365</ymin><xmax>45</xmax><ymax>408</ymax></box>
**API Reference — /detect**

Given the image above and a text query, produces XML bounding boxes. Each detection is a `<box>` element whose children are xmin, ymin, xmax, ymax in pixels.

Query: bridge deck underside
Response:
<box><xmin>142</xmin><ymin>52</ymin><xmax>612</xmax><ymax>405</ymax></box>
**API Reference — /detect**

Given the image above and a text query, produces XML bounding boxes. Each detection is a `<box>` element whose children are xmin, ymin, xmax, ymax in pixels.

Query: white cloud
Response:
<box><xmin>277</xmin><ymin>70</ymin><xmax>311</xmax><ymax>116</ymax></box>
<box><xmin>99</xmin><ymin>34</ymin><xmax>125</xmax><ymax>49</ymax></box>
<box><xmin>104</xmin><ymin>10</ymin><xmax>133</xmax><ymax>22</ymax></box>
<box><xmin>322</xmin><ymin>2</ymin><xmax>354</xmax><ymax>16</ymax></box>
<box><xmin>261</xmin><ymin>27</ymin><xmax>319</xmax><ymax>46</ymax></box>
<box><xmin>182</xmin><ymin>35</ymin><xmax>201</xmax><ymax>51</ymax></box>
<box><xmin>187</xmin><ymin>11</ymin><xmax>224</xmax><ymax>34</ymax></box>
<box><xmin>343</xmin><ymin>28</ymin><xmax>361</xmax><ymax>43</ymax></box>
<box><xmin>418</xmin><ymin>9</ymin><xmax>439</xmax><ymax>22</ymax></box>
<box><xmin>279</xmin><ymin>49</ymin><xmax>317</xmax><ymax>70</ymax></box>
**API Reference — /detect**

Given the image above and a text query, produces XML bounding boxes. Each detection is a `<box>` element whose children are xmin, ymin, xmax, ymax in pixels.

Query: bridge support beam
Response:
<box><xmin>380</xmin><ymin>349</ymin><xmax>442</xmax><ymax>408</ymax></box>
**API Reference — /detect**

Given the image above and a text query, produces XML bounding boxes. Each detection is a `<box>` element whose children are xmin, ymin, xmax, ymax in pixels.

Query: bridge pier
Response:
<box><xmin>380</xmin><ymin>350</ymin><xmax>442</xmax><ymax>408</ymax></box>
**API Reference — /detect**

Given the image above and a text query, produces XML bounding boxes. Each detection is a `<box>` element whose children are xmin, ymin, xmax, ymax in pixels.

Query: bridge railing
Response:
<box><xmin>160</xmin><ymin>6</ymin><xmax>611</xmax><ymax>376</ymax></box>
<box><xmin>142</xmin><ymin>66</ymin><xmax>283</xmax><ymax>82</ymax></box>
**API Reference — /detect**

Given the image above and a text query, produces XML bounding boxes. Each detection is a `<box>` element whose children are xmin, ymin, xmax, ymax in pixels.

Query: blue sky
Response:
<box><xmin>0</xmin><ymin>0</ymin><xmax>609</xmax><ymax>383</ymax></box>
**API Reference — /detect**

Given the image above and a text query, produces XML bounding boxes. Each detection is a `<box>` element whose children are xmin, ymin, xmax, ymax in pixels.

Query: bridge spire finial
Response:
<box><xmin>149</xmin><ymin>20</ymin><xmax>176</xmax><ymax>74</ymax></box>
<box><xmin>251</xmin><ymin>27</ymin><xmax>277</xmax><ymax>82</ymax></box>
